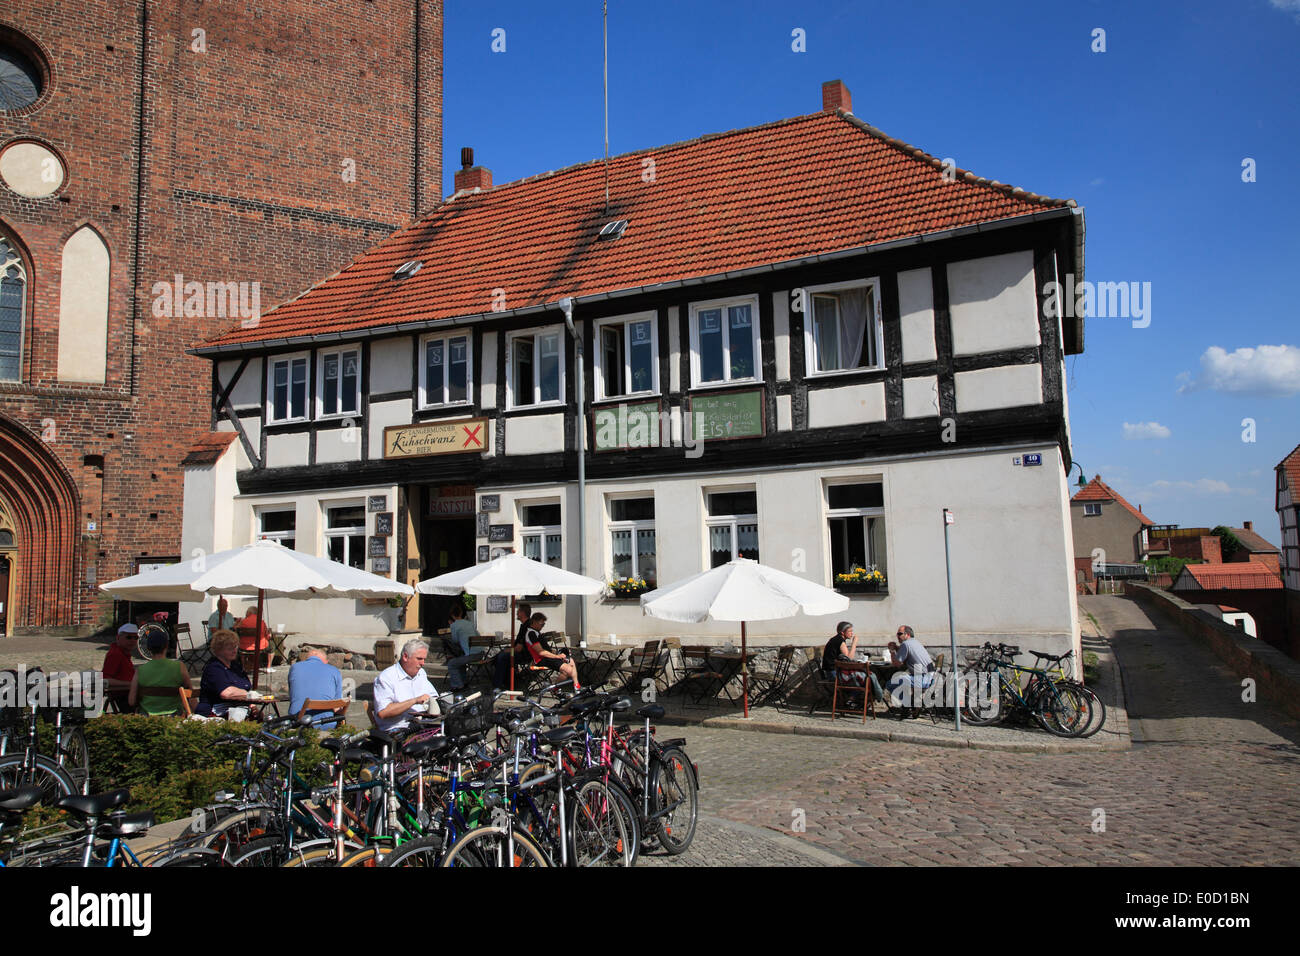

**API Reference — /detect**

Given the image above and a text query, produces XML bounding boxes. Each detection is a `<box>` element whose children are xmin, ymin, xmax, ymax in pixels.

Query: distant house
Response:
<box><xmin>1277</xmin><ymin>444</ymin><xmax>1300</xmax><ymax>650</ymax></box>
<box><xmin>1172</xmin><ymin>562</ymin><xmax>1283</xmax><ymax>592</ymax></box>
<box><xmin>1070</xmin><ymin>477</ymin><xmax>1155</xmax><ymax>579</ymax></box>
<box><xmin>1191</xmin><ymin>604</ymin><xmax>1258</xmax><ymax>638</ymax></box>
<box><xmin>1221</xmin><ymin>522</ymin><xmax>1281</xmax><ymax>576</ymax></box>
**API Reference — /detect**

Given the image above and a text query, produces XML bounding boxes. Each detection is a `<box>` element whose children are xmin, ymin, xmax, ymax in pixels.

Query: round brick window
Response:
<box><xmin>0</xmin><ymin>44</ymin><xmax>43</xmax><ymax>111</ymax></box>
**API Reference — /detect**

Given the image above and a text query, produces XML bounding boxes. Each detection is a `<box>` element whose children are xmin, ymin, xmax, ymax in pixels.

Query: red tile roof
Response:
<box><xmin>1229</xmin><ymin>527</ymin><xmax>1279</xmax><ymax>553</ymax></box>
<box><xmin>180</xmin><ymin>431</ymin><xmax>237</xmax><ymax>467</ymax></box>
<box><xmin>1071</xmin><ymin>476</ymin><xmax>1154</xmax><ymax>526</ymax></box>
<box><xmin>1175</xmin><ymin>562</ymin><xmax>1283</xmax><ymax>590</ymax></box>
<box><xmin>1280</xmin><ymin>444</ymin><xmax>1300</xmax><ymax>497</ymax></box>
<box><xmin>198</xmin><ymin>109</ymin><xmax>1073</xmax><ymax>350</ymax></box>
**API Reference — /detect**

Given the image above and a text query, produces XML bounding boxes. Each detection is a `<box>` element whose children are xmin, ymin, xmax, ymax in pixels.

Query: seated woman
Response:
<box><xmin>196</xmin><ymin>629</ymin><xmax>255</xmax><ymax>720</ymax></box>
<box><xmin>129</xmin><ymin>628</ymin><xmax>193</xmax><ymax>715</ymax></box>
<box><xmin>822</xmin><ymin>621</ymin><xmax>888</xmax><ymax>712</ymax></box>
<box><xmin>520</xmin><ymin>613</ymin><xmax>580</xmax><ymax>691</ymax></box>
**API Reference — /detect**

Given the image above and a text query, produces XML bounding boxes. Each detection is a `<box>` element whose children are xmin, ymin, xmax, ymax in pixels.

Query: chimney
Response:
<box><xmin>454</xmin><ymin>147</ymin><xmax>492</xmax><ymax>193</ymax></box>
<box><xmin>1244</xmin><ymin>521</ymin><xmax>1253</xmax><ymax>531</ymax></box>
<box><xmin>822</xmin><ymin>79</ymin><xmax>852</xmax><ymax>114</ymax></box>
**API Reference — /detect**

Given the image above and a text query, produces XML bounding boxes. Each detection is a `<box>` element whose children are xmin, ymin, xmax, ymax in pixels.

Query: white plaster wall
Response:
<box><xmin>505</xmin><ymin>413</ymin><xmax>564</xmax><ymax>455</ymax></box>
<box><xmin>667</xmin><ymin>308</ymin><xmax>681</xmax><ymax>393</ymax></box>
<box><xmin>370</xmin><ymin>336</ymin><xmax>410</xmax><ymax>394</ymax></box>
<box><xmin>265</xmin><ymin>431</ymin><xmax>309</xmax><ymax>469</ymax></box>
<box><xmin>776</xmin><ymin>394</ymin><xmax>792</xmax><ymax>431</ymax></box>
<box><xmin>773</xmin><ymin>292</ymin><xmax>791</xmax><ymax>380</ymax></box>
<box><xmin>948</xmin><ymin>250</ymin><xmax>1040</xmax><ymax>356</ymax></box>
<box><xmin>955</xmin><ymin>364</ymin><xmax>1043</xmax><ymax>412</ymax></box>
<box><xmin>316</xmin><ymin>426</ymin><xmax>363</xmax><ymax>464</ymax></box>
<box><xmin>897</xmin><ymin>267</ymin><xmax>937</xmax><ymax>363</ymax></box>
<box><xmin>56</xmin><ymin>226</ymin><xmax>110</xmax><ymax>383</ymax></box>
<box><xmin>179</xmin><ymin>444</ymin><xmax>240</xmax><ymax>639</ymax></box>
<box><xmin>218</xmin><ymin>357</ymin><xmax>263</xmax><ymax>408</ymax></box>
<box><xmin>368</xmin><ymin>399</ymin><xmax>414</xmax><ymax>459</ymax></box>
<box><xmin>903</xmin><ymin>375</ymin><xmax>939</xmax><ymax>419</ymax></box>
<box><xmin>480</xmin><ymin>332</ymin><xmax>498</xmax><ymax>409</ymax></box>
<box><xmin>807</xmin><ymin>381</ymin><xmax>886</xmax><ymax>428</ymax></box>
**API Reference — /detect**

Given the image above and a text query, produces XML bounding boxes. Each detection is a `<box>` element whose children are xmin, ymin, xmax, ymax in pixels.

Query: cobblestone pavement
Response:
<box><xmin>670</xmin><ymin>596</ymin><xmax>1300</xmax><ymax>865</ymax></box>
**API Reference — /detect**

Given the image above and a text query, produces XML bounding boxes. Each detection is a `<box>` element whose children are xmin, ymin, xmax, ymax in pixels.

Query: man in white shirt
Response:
<box><xmin>207</xmin><ymin>595</ymin><xmax>236</xmax><ymax>633</ymax></box>
<box><xmin>371</xmin><ymin>639</ymin><xmax>440</xmax><ymax>733</ymax></box>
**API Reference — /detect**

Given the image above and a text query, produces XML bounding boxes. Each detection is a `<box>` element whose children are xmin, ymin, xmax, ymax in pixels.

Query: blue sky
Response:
<box><xmin>442</xmin><ymin>1</ymin><xmax>1300</xmax><ymax>541</ymax></box>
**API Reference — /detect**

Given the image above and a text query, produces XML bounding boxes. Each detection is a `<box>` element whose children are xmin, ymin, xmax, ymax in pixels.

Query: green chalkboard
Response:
<box><xmin>688</xmin><ymin>389</ymin><xmax>765</xmax><ymax>442</ymax></box>
<box><xmin>592</xmin><ymin>400</ymin><xmax>663</xmax><ymax>452</ymax></box>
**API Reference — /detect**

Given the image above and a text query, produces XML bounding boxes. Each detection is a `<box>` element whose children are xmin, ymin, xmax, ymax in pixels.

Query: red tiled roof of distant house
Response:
<box><xmin>197</xmin><ymin>109</ymin><xmax>1073</xmax><ymax>349</ymax></box>
<box><xmin>180</xmin><ymin>431</ymin><xmax>237</xmax><ymax>467</ymax></box>
<box><xmin>1230</xmin><ymin>527</ymin><xmax>1280</xmax><ymax>553</ymax></box>
<box><xmin>1280</xmin><ymin>444</ymin><xmax>1300</xmax><ymax>496</ymax></box>
<box><xmin>1179</xmin><ymin>562</ymin><xmax>1283</xmax><ymax>590</ymax></box>
<box><xmin>1071</xmin><ymin>476</ymin><xmax>1154</xmax><ymax>526</ymax></box>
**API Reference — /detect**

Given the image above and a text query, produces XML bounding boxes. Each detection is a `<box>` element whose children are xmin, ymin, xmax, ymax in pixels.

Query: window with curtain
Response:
<box><xmin>826</xmin><ymin>482</ymin><xmax>888</xmax><ymax>584</ymax></box>
<box><xmin>705</xmin><ymin>490</ymin><xmax>758</xmax><ymax>567</ymax></box>
<box><xmin>521</xmin><ymin>502</ymin><xmax>562</xmax><ymax>567</ymax></box>
<box><xmin>510</xmin><ymin>328</ymin><xmax>563</xmax><ymax>406</ymax></box>
<box><xmin>421</xmin><ymin>333</ymin><xmax>471</xmax><ymax>406</ymax></box>
<box><xmin>609</xmin><ymin>496</ymin><xmax>656</xmax><ymax>585</ymax></box>
<box><xmin>807</xmin><ymin>281</ymin><xmax>881</xmax><ymax>373</ymax></box>
<box><xmin>0</xmin><ymin>236</ymin><xmax>26</xmax><ymax>382</ymax></box>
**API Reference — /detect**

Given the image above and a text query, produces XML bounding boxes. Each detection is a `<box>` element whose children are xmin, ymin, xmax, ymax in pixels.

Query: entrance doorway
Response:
<box><xmin>0</xmin><ymin>554</ymin><xmax>10</xmax><ymax>634</ymax></box>
<box><xmin>418</xmin><ymin>516</ymin><xmax>476</xmax><ymax>636</ymax></box>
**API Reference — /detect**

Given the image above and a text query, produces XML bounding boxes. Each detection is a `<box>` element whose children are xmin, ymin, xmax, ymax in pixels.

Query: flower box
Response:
<box><xmin>837</xmin><ymin>581</ymin><xmax>886</xmax><ymax>595</ymax></box>
<box><xmin>606</xmin><ymin>585</ymin><xmax>650</xmax><ymax>601</ymax></box>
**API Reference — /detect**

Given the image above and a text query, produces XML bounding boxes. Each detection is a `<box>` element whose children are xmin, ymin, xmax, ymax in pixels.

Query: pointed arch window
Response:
<box><xmin>0</xmin><ymin>234</ymin><xmax>27</xmax><ymax>381</ymax></box>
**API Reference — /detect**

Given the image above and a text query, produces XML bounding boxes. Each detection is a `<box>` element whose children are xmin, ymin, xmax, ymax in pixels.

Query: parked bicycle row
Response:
<box><xmin>0</xmin><ymin>681</ymin><xmax>699</xmax><ymax>868</ymax></box>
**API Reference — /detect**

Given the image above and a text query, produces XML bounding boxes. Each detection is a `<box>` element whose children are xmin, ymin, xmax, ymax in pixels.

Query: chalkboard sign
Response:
<box><xmin>368</xmin><ymin>536</ymin><xmax>388</xmax><ymax>557</ymax></box>
<box><xmin>375</xmin><ymin>512</ymin><xmax>393</xmax><ymax>536</ymax></box>
<box><xmin>368</xmin><ymin>495</ymin><xmax>388</xmax><ymax>513</ymax></box>
<box><xmin>488</xmin><ymin>524</ymin><xmax>513</xmax><ymax>543</ymax></box>
<box><xmin>688</xmin><ymin>388</ymin><xmax>765</xmax><ymax>442</ymax></box>
<box><xmin>479</xmin><ymin>494</ymin><xmax>500</xmax><ymax>513</ymax></box>
<box><xmin>475</xmin><ymin>513</ymin><xmax>490</xmax><ymax>539</ymax></box>
<box><xmin>371</xmin><ymin>556</ymin><xmax>391</xmax><ymax>574</ymax></box>
<box><xmin>592</xmin><ymin>400</ymin><xmax>662</xmax><ymax>452</ymax></box>
<box><xmin>477</xmin><ymin>545</ymin><xmax>490</xmax><ymax>563</ymax></box>
<box><xmin>486</xmin><ymin>595</ymin><xmax>509</xmax><ymax>614</ymax></box>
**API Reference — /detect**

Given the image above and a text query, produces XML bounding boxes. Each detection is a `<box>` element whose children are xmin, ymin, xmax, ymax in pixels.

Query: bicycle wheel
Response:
<box><xmin>440</xmin><ymin>825</ymin><xmax>550</xmax><ymax>868</ymax></box>
<box><xmin>1035</xmin><ymin>682</ymin><xmax>1091</xmax><ymax>737</ymax></box>
<box><xmin>569</xmin><ymin>778</ymin><xmax>630</xmax><ymax>867</ymax></box>
<box><xmin>650</xmin><ymin>747</ymin><xmax>697</xmax><ymax>855</ymax></box>
<box><xmin>1064</xmin><ymin>681</ymin><xmax>1106</xmax><ymax>738</ymax></box>
<box><xmin>59</xmin><ymin>727</ymin><xmax>90</xmax><ymax>795</ymax></box>
<box><xmin>0</xmin><ymin>753</ymin><xmax>78</xmax><ymax>804</ymax></box>
<box><xmin>339</xmin><ymin>845</ymin><xmax>391</xmax><ymax>867</ymax></box>
<box><xmin>225</xmin><ymin>835</ymin><xmax>288</xmax><ymax>867</ymax></box>
<box><xmin>604</xmin><ymin>778</ymin><xmax>640</xmax><ymax>865</ymax></box>
<box><xmin>959</xmin><ymin>671</ymin><xmax>1003</xmax><ymax>726</ymax></box>
<box><xmin>193</xmin><ymin>807</ymin><xmax>277</xmax><ymax>860</ymax></box>
<box><xmin>380</xmin><ymin>833</ymin><xmax>447</xmax><ymax>868</ymax></box>
<box><xmin>150</xmin><ymin>848</ymin><xmax>224</xmax><ymax>867</ymax></box>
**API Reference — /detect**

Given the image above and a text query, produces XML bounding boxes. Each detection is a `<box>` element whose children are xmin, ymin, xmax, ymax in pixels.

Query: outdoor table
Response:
<box><xmin>706</xmin><ymin>650</ymin><xmax>757</xmax><ymax>704</ymax></box>
<box><xmin>243</xmin><ymin>692</ymin><xmax>289</xmax><ymax>719</ymax></box>
<box><xmin>576</xmin><ymin>644</ymin><xmax>627</xmax><ymax>688</ymax></box>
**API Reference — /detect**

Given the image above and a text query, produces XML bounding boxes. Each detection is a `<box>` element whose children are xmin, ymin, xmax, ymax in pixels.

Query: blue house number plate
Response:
<box><xmin>1023</xmin><ymin>453</ymin><xmax>1042</xmax><ymax>466</ymax></box>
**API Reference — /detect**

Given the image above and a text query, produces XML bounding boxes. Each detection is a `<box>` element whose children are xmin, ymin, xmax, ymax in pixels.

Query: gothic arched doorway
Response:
<box><xmin>0</xmin><ymin>414</ymin><xmax>80</xmax><ymax>633</ymax></box>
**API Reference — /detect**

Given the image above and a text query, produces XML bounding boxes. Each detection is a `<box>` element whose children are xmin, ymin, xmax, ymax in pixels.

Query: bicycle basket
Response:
<box><xmin>443</xmin><ymin>701</ymin><xmax>491</xmax><ymax>739</ymax></box>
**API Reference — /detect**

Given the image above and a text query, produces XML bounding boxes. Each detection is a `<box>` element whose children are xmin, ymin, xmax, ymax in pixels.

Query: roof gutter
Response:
<box><xmin>188</xmin><ymin>206</ymin><xmax>1080</xmax><ymax>358</ymax></box>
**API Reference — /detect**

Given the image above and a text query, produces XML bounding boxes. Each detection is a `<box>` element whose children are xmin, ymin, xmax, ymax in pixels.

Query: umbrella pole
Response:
<box><xmin>741</xmin><ymin>620</ymin><xmax>749</xmax><ymax>719</ymax></box>
<box><xmin>253</xmin><ymin>588</ymin><xmax>265</xmax><ymax>691</ymax></box>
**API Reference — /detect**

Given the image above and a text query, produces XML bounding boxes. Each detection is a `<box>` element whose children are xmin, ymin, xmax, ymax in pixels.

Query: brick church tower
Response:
<box><xmin>0</xmin><ymin>2</ymin><xmax>443</xmax><ymax>634</ymax></box>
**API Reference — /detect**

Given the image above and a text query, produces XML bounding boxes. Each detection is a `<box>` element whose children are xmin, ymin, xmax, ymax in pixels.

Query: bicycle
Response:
<box><xmin>0</xmin><ymin>706</ymin><xmax>84</xmax><ymax>801</ymax></box>
<box><xmin>960</xmin><ymin>644</ymin><xmax>1092</xmax><ymax>737</ymax></box>
<box><xmin>1027</xmin><ymin>648</ymin><xmax>1106</xmax><ymax>738</ymax></box>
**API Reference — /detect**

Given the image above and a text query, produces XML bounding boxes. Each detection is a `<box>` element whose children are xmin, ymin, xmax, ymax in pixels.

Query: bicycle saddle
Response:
<box><xmin>0</xmin><ymin>786</ymin><xmax>44</xmax><ymax>813</ymax></box>
<box><xmin>368</xmin><ymin>729</ymin><xmax>397</xmax><ymax>749</ymax></box>
<box><xmin>403</xmin><ymin>736</ymin><xmax>450</xmax><ymax>759</ymax></box>
<box><xmin>340</xmin><ymin>747</ymin><xmax>377</xmax><ymax>764</ymax></box>
<box><xmin>1030</xmin><ymin>649</ymin><xmax>1066</xmax><ymax>661</ymax></box>
<box><xmin>600</xmin><ymin>695</ymin><xmax>632</xmax><ymax>712</ymax></box>
<box><xmin>99</xmin><ymin>811</ymin><xmax>155</xmax><ymax>838</ymax></box>
<box><xmin>541</xmin><ymin>726</ymin><xmax>577</xmax><ymax>745</ymax></box>
<box><xmin>567</xmin><ymin>697</ymin><xmax>604</xmax><ymax>716</ymax></box>
<box><xmin>56</xmin><ymin>789</ymin><xmax>130</xmax><ymax>818</ymax></box>
<box><xmin>636</xmin><ymin>704</ymin><xmax>665</xmax><ymax>720</ymax></box>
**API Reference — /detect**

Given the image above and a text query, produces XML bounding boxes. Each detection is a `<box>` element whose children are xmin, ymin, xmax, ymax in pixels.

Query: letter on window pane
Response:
<box><xmin>699</xmin><ymin>309</ymin><xmax>723</xmax><ymax>382</ymax></box>
<box><xmin>728</xmin><ymin>306</ymin><xmax>754</xmax><ymax>379</ymax></box>
<box><xmin>539</xmin><ymin>333</ymin><xmax>560</xmax><ymax>402</ymax></box>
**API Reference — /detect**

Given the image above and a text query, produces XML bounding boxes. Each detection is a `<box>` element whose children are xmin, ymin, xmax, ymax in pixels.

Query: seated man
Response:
<box><xmin>208</xmin><ymin>596</ymin><xmax>236</xmax><ymax>633</ymax></box>
<box><xmin>129</xmin><ymin>628</ymin><xmax>193</xmax><ymax>715</ymax></box>
<box><xmin>289</xmin><ymin>648</ymin><xmax>347</xmax><ymax>729</ymax></box>
<box><xmin>445</xmin><ymin>601</ymin><xmax>476</xmax><ymax>691</ymax></box>
<box><xmin>519</xmin><ymin>613</ymin><xmax>580</xmax><ymax>691</ymax></box>
<box><xmin>822</xmin><ymin>621</ymin><xmax>887</xmax><ymax>711</ymax></box>
<box><xmin>492</xmin><ymin>602</ymin><xmax>533</xmax><ymax>691</ymax></box>
<box><xmin>372</xmin><ymin>639</ymin><xmax>440</xmax><ymax>734</ymax></box>
<box><xmin>885</xmin><ymin>624</ymin><xmax>935</xmax><ymax>714</ymax></box>
<box><xmin>102</xmin><ymin>623</ymin><xmax>139</xmax><ymax>710</ymax></box>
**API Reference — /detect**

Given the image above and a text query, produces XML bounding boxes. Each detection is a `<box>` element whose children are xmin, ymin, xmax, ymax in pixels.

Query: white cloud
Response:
<box><xmin>1179</xmin><ymin>344</ymin><xmax>1300</xmax><ymax>397</ymax></box>
<box><xmin>1122</xmin><ymin>421</ymin><xmax>1171</xmax><ymax>440</ymax></box>
<box><xmin>1142</xmin><ymin>478</ymin><xmax>1257</xmax><ymax>498</ymax></box>
<box><xmin>1271</xmin><ymin>0</ymin><xmax>1300</xmax><ymax>12</ymax></box>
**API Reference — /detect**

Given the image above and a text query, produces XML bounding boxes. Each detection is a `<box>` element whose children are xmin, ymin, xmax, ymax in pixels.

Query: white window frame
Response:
<box><xmin>256</xmin><ymin>506</ymin><xmax>297</xmax><ymax>550</ymax></box>
<box><xmin>688</xmin><ymin>295</ymin><xmax>762</xmax><ymax>389</ymax></box>
<box><xmin>1083</xmin><ymin>503</ymin><xmax>1102</xmax><ymax>517</ymax></box>
<box><xmin>315</xmin><ymin>344</ymin><xmax>362</xmax><ymax>420</ymax></box>
<box><xmin>418</xmin><ymin>331</ymin><xmax>474</xmax><ymax>409</ymax></box>
<box><xmin>800</xmin><ymin>277</ymin><xmax>885</xmax><ymax>377</ymax></box>
<box><xmin>594</xmin><ymin>313</ymin><xmax>659</xmax><ymax>400</ymax></box>
<box><xmin>607</xmin><ymin>495</ymin><xmax>657</xmax><ymax>585</ymax></box>
<box><xmin>519</xmin><ymin>499</ymin><xmax>563</xmax><ymax>568</ymax></box>
<box><xmin>506</xmin><ymin>326</ymin><xmax>566</xmax><ymax>409</ymax></box>
<box><xmin>825</xmin><ymin>479</ymin><xmax>888</xmax><ymax>583</ymax></box>
<box><xmin>704</xmin><ymin>487</ymin><xmax>759</xmax><ymax>566</ymax></box>
<box><xmin>322</xmin><ymin>499</ymin><xmax>367</xmax><ymax>569</ymax></box>
<box><xmin>266</xmin><ymin>351</ymin><xmax>311</xmax><ymax>424</ymax></box>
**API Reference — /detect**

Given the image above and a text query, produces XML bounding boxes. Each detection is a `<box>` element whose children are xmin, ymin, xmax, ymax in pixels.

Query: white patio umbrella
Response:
<box><xmin>417</xmin><ymin>553</ymin><xmax>604</xmax><ymax>691</ymax></box>
<box><xmin>639</xmin><ymin>558</ymin><xmax>850</xmax><ymax>717</ymax></box>
<box><xmin>100</xmin><ymin>539</ymin><xmax>414</xmax><ymax>687</ymax></box>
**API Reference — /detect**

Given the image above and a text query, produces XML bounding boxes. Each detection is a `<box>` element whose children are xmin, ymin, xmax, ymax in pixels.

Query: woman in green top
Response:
<box><xmin>128</xmin><ymin>629</ymin><xmax>193</xmax><ymax>715</ymax></box>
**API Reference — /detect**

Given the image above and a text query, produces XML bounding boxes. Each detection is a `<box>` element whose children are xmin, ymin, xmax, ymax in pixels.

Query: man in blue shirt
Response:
<box><xmin>288</xmin><ymin>648</ymin><xmax>346</xmax><ymax>728</ymax></box>
<box><xmin>886</xmin><ymin>624</ymin><xmax>935</xmax><ymax>713</ymax></box>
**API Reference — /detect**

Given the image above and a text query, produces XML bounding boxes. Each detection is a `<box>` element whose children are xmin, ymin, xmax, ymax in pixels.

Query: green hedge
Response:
<box><xmin>82</xmin><ymin>716</ymin><xmax>348</xmax><ymax>825</ymax></box>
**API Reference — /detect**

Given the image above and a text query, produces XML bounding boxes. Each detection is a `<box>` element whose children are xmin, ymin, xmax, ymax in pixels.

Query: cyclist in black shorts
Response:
<box><xmin>520</xmin><ymin>613</ymin><xmax>580</xmax><ymax>690</ymax></box>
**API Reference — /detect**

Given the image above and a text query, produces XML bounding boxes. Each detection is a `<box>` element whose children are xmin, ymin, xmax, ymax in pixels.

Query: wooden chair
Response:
<box><xmin>363</xmin><ymin>700</ymin><xmax>379</xmax><ymax>729</ymax></box>
<box><xmin>679</xmin><ymin>646</ymin><xmax>727</xmax><ymax>705</ymax></box>
<box><xmin>621</xmin><ymin>640</ymin><xmax>661</xmax><ymax>694</ymax></box>
<box><xmin>806</xmin><ymin>649</ymin><xmax>837</xmax><ymax>715</ymax></box>
<box><xmin>751</xmin><ymin>646</ymin><xmax>796</xmax><ymax>708</ymax></box>
<box><xmin>832</xmin><ymin>661</ymin><xmax>872</xmax><ymax>723</ymax></box>
<box><xmin>177</xmin><ymin>623</ymin><xmax>212</xmax><ymax>671</ymax></box>
<box><xmin>134</xmin><ymin>685</ymin><xmax>193</xmax><ymax>718</ymax></box>
<box><xmin>299</xmin><ymin>697</ymin><xmax>349</xmax><ymax>728</ymax></box>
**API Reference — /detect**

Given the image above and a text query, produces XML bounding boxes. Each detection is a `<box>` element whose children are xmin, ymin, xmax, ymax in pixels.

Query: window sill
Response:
<box><xmin>592</xmin><ymin>392</ymin><xmax>661</xmax><ymax>406</ymax></box>
<box><xmin>805</xmin><ymin>366</ymin><xmax>886</xmax><ymax>380</ymax></box>
<box><xmin>415</xmin><ymin>402</ymin><xmax>475</xmax><ymax>413</ymax></box>
<box><xmin>688</xmin><ymin>379</ymin><xmax>761</xmax><ymax>392</ymax></box>
<box><xmin>505</xmin><ymin>401</ymin><xmax>566</xmax><ymax>413</ymax></box>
